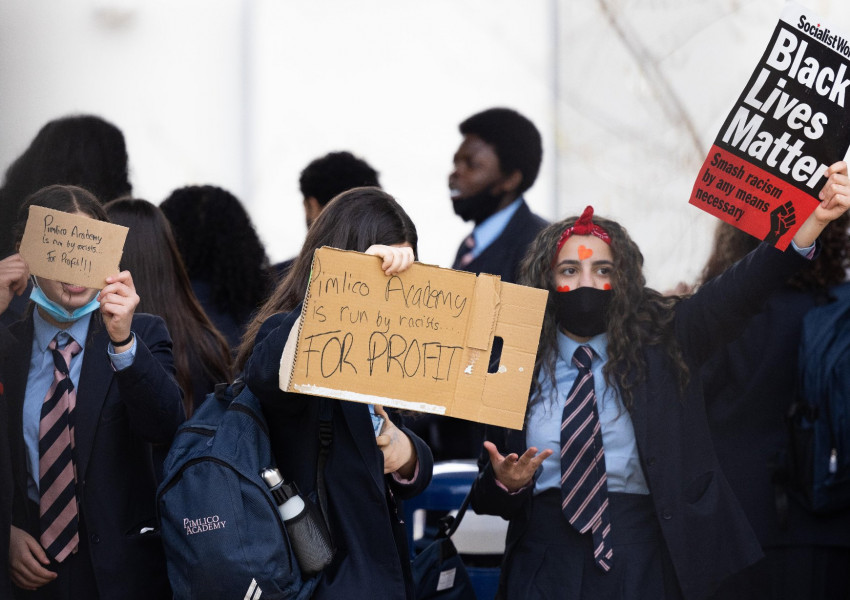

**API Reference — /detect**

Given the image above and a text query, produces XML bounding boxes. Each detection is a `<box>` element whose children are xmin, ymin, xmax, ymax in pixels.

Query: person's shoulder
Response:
<box><xmin>513</xmin><ymin>199</ymin><xmax>548</xmax><ymax>230</ymax></box>
<box><xmin>255</xmin><ymin>307</ymin><xmax>302</xmax><ymax>342</ymax></box>
<box><xmin>131</xmin><ymin>312</ymin><xmax>170</xmax><ymax>336</ymax></box>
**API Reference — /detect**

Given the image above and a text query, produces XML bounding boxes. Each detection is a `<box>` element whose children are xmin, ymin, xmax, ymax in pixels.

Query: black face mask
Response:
<box><xmin>452</xmin><ymin>187</ymin><xmax>503</xmax><ymax>224</ymax></box>
<box><xmin>552</xmin><ymin>287</ymin><xmax>613</xmax><ymax>338</ymax></box>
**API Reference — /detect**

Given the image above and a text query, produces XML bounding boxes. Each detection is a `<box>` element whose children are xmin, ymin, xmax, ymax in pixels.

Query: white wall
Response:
<box><xmin>2</xmin><ymin>0</ymin><xmax>848</xmax><ymax>290</ymax></box>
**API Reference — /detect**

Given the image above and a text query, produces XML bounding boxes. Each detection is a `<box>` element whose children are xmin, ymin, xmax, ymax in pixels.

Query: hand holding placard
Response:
<box><xmin>18</xmin><ymin>205</ymin><xmax>128</xmax><ymax>290</ymax></box>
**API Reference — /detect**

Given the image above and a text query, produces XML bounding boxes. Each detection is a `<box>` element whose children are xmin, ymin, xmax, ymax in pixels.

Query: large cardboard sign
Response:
<box><xmin>689</xmin><ymin>2</ymin><xmax>850</xmax><ymax>249</ymax></box>
<box><xmin>279</xmin><ymin>247</ymin><xmax>548</xmax><ymax>430</ymax></box>
<box><xmin>19</xmin><ymin>205</ymin><xmax>128</xmax><ymax>289</ymax></box>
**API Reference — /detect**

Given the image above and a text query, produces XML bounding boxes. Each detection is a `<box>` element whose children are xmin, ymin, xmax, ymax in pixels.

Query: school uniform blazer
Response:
<box><xmin>5</xmin><ymin>312</ymin><xmax>183</xmax><ymax>600</ymax></box>
<box><xmin>0</xmin><ymin>325</ymin><xmax>17</xmax><ymax>600</ymax></box>
<box><xmin>456</xmin><ymin>199</ymin><xmax>548</xmax><ymax>283</ymax></box>
<box><xmin>703</xmin><ymin>285</ymin><xmax>850</xmax><ymax>549</ymax></box>
<box><xmin>470</xmin><ymin>243</ymin><xmax>810</xmax><ymax>600</ymax></box>
<box><xmin>244</xmin><ymin>309</ymin><xmax>434</xmax><ymax>600</ymax></box>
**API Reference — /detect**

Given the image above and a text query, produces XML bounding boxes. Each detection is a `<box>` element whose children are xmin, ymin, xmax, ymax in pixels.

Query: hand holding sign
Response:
<box><xmin>374</xmin><ymin>405</ymin><xmax>416</xmax><ymax>477</ymax></box>
<box><xmin>97</xmin><ymin>270</ymin><xmax>140</xmax><ymax>348</ymax></box>
<box><xmin>364</xmin><ymin>244</ymin><xmax>415</xmax><ymax>275</ymax></box>
<box><xmin>0</xmin><ymin>254</ymin><xmax>30</xmax><ymax>316</ymax></box>
<box><xmin>791</xmin><ymin>161</ymin><xmax>850</xmax><ymax>248</ymax></box>
<box><xmin>818</xmin><ymin>161</ymin><xmax>850</xmax><ymax>214</ymax></box>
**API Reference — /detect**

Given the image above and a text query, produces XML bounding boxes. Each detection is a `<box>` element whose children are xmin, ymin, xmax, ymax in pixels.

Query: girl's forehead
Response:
<box><xmin>556</xmin><ymin>234</ymin><xmax>612</xmax><ymax>263</ymax></box>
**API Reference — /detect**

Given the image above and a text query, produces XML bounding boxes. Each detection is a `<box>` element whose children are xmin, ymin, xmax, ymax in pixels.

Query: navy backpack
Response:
<box><xmin>157</xmin><ymin>381</ymin><xmax>321</xmax><ymax>600</ymax></box>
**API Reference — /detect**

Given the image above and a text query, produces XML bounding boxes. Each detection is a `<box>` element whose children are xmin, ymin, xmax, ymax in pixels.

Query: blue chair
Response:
<box><xmin>405</xmin><ymin>460</ymin><xmax>502</xmax><ymax>599</ymax></box>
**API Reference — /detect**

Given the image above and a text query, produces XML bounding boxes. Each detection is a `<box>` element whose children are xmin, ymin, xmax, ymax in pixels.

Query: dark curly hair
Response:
<box><xmin>520</xmin><ymin>212</ymin><xmax>686</xmax><ymax>412</ymax></box>
<box><xmin>459</xmin><ymin>107</ymin><xmax>542</xmax><ymax>195</ymax></box>
<box><xmin>700</xmin><ymin>215</ymin><xmax>850</xmax><ymax>290</ymax></box>
<box><xmin>160</xmin><ymin>185</ymin><xmax>273</xmax><ymax>328</ymax></box>
<box><xmin>235</xmin><ymin>187</ymin><xmax>418</xmax><ymax>371</ymax></box>
<box><xmin>105</xmin><ymin>198</ymin><xmax>232</xmax><ymax>416</ymax></box>
<box><xmin>0</xmin><ymin>114</ymin><xmax>131</xmax><ymax>258</ymax></box>
<box><xmin>299</xmin><ymin>151</ymin><xmax>381</xmax><ymax>207</ymax></box>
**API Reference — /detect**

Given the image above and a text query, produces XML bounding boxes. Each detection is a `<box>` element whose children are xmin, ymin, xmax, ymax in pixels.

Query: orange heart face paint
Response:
<box><xmin>552</xmin><ymin>234</ymin><xmax>614</xmax><ymax>293</ymax></box>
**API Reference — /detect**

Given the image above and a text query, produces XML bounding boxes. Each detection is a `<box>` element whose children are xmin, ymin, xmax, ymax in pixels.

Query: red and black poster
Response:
<box><xmin>689</xmin><ymin>2</ymin><xmax>850</xmax><ymax>249</ymax></box>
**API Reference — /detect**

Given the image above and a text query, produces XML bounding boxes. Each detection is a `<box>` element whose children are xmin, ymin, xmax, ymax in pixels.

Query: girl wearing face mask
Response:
<box><xmin>468</xmin><ymin>161</ymin><xmax>850</xmax><ymax>600</ymax></box>
<box><xmin>0</xmin><ymin>184</ymin><xmax>182</xmax><ymax>600</ymax></box>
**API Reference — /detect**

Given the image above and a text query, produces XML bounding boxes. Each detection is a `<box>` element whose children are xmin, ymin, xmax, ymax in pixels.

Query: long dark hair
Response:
<box><xmin>234</xmin><ymin>187</ymin><xmax>418</xmax><ymax>371</ymax></box>
<box><xmin>700</xmin><ymin>216</ymin><xmax>850</xmax><ymax>290</ymax></box>
<box><xmin>1</xmin><ymin>115</ymin><xmax>131</xmax><ymax>258</ymax></box>
<box><xmin>159</xmin><ymin>185</ymin><xmax>272</xmax><ymax>325</ymax></box>
<box><xmin>104</xmin><ymin>197</ymin><xmax>232</xmax><ymax>416</ymax></box>
<box><xmin>520</xmin><ymin>212</ymin><xmax>686</xmax><ymax>411</ymax></box>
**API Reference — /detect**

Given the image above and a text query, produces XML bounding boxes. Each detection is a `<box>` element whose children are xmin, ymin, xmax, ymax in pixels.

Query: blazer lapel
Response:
<box><xmin>74</xmin><ymin>324</ymin><xmax>114</xmax><ymax>484</ymax></box>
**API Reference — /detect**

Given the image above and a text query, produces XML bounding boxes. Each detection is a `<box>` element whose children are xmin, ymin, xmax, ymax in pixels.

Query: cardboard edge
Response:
<box><xmin>279</xmin><ymin>250</ymin><xmax>319</xmax><ymax>393</ymax></box>
<box><xmin>291</xmin><ymin>383</ymin><xmax>447</xmax><ymax>415</ymax></box>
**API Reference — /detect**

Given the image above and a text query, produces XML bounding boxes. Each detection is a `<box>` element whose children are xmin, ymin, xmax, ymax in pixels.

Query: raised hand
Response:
<box><xmin>484</xmin><ymin>440</ymin><xmax>553</xmax><ymax>493</ymax></box>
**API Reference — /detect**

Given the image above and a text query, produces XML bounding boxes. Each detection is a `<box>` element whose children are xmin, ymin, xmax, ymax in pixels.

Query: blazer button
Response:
<box><xmin>646</xmin><ymin>457</ymin><xmax>656</xmax><ymax>467</ymax></box>
<box><xmin>661</xmin><ymin>510</ymin><xmax>672</xmax><ymax>520</ymax></box>
<box><xmin>90</xmin><ymin>534</ymin><xmax>100</xmax><ymax>544</ymax></box>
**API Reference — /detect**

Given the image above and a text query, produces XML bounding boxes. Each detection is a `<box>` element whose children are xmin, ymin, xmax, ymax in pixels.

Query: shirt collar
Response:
<box><xmin>556</xmin><ymin>329</ymin><xmax>608</xmax><ymax>366</ymax></box>
<box><xmin>33</xmin><ymin>307</ymin><xmax>90</xmax><ymax>352</ymax></box>
<box><xmin>470</xmin><ymin>197</ymin><xmax>523</xmax><ymax>247</ymax></box>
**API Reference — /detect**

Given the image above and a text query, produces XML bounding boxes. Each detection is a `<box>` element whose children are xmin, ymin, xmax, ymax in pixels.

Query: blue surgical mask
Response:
<box><xmin>30</xmin><ymin>283</ymin><xmax>100</xmax><ymax>324</ymax></box>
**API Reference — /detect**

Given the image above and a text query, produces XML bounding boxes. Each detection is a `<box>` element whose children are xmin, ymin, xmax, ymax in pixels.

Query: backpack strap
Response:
<box><xmin>437</xmin><ymin>486</ymin><xmax>474</xmax><ymax>539</ymax></box>
<box><xmin>317</xmin><ymin>398</ymin><xmax>333</xmax><ymax>532</ymax></box>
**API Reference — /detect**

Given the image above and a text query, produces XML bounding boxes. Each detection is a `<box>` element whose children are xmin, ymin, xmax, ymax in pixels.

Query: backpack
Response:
<box><xmin>786</xmin><ymin>282</ymin><xmax>850</xmax><ymax>514</ymax></box>
<box><xmin>157</xmin><ymin>381</ymin><xmax>324</xmax><ymax>600</ymax></box>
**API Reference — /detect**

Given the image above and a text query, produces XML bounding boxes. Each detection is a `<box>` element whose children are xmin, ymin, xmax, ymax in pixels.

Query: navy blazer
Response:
<box><xmin>0</xmin><ymin>325</ymin><xmax>16</xmax><ymax>599</ymax></box>
<box><xmin>5</xmin><ymin>311</ymin><xmax>183</xmax><ymax>599</ymax></box>
<box><xmin>455</xmin><ymin>199</ymin><xmax>548</xmax><ymax>283</ymax></box>
<box><xmin>704</xmin><ymin>285</ymin><xmax>850</xmax><ymax>549</ymax></box>
<box><xmin>244</xmin><ymin>309</ymin><xmax>434</xmax><ymax>600</ymax></box>
<box><xmin>470</xmin><ymin>243</ymin><xmax>809</xmax><ymax>600</ymax></box>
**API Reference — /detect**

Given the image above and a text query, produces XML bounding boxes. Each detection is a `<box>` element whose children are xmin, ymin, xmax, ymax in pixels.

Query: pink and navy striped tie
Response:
<box><xmin>39</xmin><ymin>336</ymin><xmax>82</xmax><ymax>563</ymax></box>
<box><xmin>454</xmin><ymin>234</ymin><xmax>476</xmax><ymax>268</ymax></box>
<box><xmin>560</xmin><ymin>344</ymin><xmax>613</xmax><ymax>571</ymax></box>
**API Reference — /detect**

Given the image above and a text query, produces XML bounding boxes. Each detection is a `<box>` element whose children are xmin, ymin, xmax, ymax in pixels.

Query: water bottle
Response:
<box><xmin>261</xmin><ymin>468</ymin><xmax>335</xmax><ymax>576</ymax></box>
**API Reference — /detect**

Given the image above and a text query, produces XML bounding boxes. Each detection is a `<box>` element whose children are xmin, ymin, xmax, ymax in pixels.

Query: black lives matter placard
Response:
<box><xmin>690</xmin><ymin>2</ymin><xmax>850</xmax><ymax>249</ymax></box>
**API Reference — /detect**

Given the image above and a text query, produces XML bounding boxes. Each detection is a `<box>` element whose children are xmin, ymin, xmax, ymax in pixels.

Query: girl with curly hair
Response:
<box><xmin>160</xmin><ymin>185</ymin><xmax>273</xmax><ymax>349</ymax></box>
<box><xmin>468</xmin><ymin>162</ymin><xmax>850</xmax><ymax>600</ymax></box>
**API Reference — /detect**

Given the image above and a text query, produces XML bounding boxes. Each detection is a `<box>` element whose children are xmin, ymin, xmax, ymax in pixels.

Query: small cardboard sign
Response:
<box><xmin>19</xmin><ymin>205</ymin><xmax>128</xmax><ymax>289</ymax></box>
<box><xmin>279</xmin><ymin>247</ymin><xmax>548</xmax><ymax>430</ymax></box>
<box><xmin>689</xmin><ymin>2</ymin><xmax>850</xmax><ymax>249</ymax></box>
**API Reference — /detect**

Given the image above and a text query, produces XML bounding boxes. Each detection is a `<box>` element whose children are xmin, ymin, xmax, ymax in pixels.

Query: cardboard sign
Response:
<box><xmin>689</xmin><ymin>2</ymin><xmax>850</xmax><ymax>249</ymax></box>
<box><xmin>19</xmin><ymin>205</ymin><xmax>128</xmax><ymax>289</ymax></box>
<box><xmin>279</xmin><ymin>247</ymin><xmax>548</xmax><ymax>430</ymax></box>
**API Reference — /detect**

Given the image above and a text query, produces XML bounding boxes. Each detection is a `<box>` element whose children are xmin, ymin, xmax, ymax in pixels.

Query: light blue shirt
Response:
<box><xmin>466</xmin><ymin>198</ymin><xmax>523</xmax><ymax>259</ymax></box>
<box><xmin>24</xmin><ymin>310</ymin><xmax>137</xmax><ymax>502</ymax></box>
<box><xmin>526</xmin><ymin>331</ymin><xmax>650</xmax><ymax>496</ymax></box>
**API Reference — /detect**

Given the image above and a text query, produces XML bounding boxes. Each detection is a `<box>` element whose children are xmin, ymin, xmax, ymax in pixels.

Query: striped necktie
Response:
<box><xmin>39</xmin><ymin>335</ymin><xmax>82</xmax><ymax>563</ymax></box>
<box><xmin>560</xmin><ymin>344</ymin><xmax>613</xmax><ymax>571</ymax></box>
<box><xmin>454</xmin><ymin>234</ymin><xmax>476</xmax><ymax>269</ymax></box>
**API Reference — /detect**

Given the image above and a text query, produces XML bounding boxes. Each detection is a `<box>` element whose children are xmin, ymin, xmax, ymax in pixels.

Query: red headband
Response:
<box><xmin>554</xmin><ymin>206</ymin><xmax>611</xmax><ymax>259</ymax></box>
